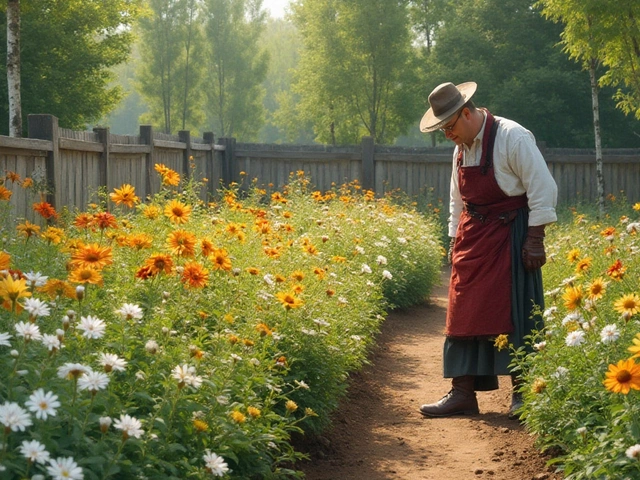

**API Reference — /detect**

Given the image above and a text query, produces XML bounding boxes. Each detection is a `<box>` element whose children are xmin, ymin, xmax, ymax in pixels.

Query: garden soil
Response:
<box><xmin>295</xmin><ymin>267</ymin><xmax>562</xmax><ymax>480</ymax></box>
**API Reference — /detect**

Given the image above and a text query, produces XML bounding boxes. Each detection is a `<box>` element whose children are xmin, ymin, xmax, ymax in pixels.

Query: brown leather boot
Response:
<box><xmin>419</xmin><ymin>376</ymin><xmax>479</xmax><ymax>417</ymax></box>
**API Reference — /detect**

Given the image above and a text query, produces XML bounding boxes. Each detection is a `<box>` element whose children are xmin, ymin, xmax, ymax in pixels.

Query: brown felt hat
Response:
<box><xmin>420</xmin><ymin>82</ymin><xmax>477</xmax><ymax>133</ymax></box>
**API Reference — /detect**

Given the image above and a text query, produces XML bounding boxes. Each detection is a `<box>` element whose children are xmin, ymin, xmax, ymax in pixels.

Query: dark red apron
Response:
<box><xmin>446</xmin><ymin>111</ymin><xmax>528</xmax><ymax>337</ymax></box>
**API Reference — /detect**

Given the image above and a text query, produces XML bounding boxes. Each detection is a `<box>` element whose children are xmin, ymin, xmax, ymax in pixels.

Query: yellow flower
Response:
<box><xmin>210</xmin><ymin>248</ymin><xmax>232</xmax><ymax>271</ymax></box>
<box><xmin>531</xmin><ymin>378</ymin><xmax>547</xmax><ymax>394</ymax></box>
<box><xmin>614</xmin><ymin>293</ymin><xmax>640</xmax><ymax>318</ymax></box>
<box><xmin>68</xmin><ymin>267</ymin><xmax>104</xmax><ymax>285</ymax></box>
<box><xmin>633</xmin><ymin>202</ymin><xmax>640</xmax><ymax>211</ymax></box>
<box><xmin>247</xmin><ymin>407</ymin><xmax>261</xmax><ymax>418</ymax></box>
<box><xmin>276</xmin><ymin>291</ymin><xmax>303</xmax><ymax>310</ymax></box>
<box><xmin>285</xmin><ymin>400</ymin><xmax>298</xmax><ymax>413</ymax></box>
<box><xmin>587</xmin><ymin>277</ymin><xmax>607</xmax><ymax>300</ymax></box>
<box><xmin>604</xmin><ymin>359</ymin><xmax>640</xmax><ymax>394</ymax></box>
<box><xmin>167</xmin><ymin>230</ymin><xmax>197</xmax><ymax>257</ymax></box>
<box><xmin>41</xmin><ymin>226</ymin><xmax>65</xmax><ymax>245</ymax></box>
<box><xmin>230</xmin><ymin>410</ymin><xmax>246</xmax><ymax>424</ymax></box>
<box><xmin>110</xmin><ymin>184</ymin><xmax>139</xmax><ymax>207</ymax></box>
<box><xmin>493</xmin><ymin>334</ymin><xmax>509</xmax><ymax>351</ymax></box>
<box><xmin>180</xmin><ymin>262</ymin><xmax>209</xmax><ymax>289</ymax></box>
<box><xmin>16</xmin><ymin>220</ymin><xmax>41</xmax><ymax>239</ymax></box>
<box><xmin>628</xmin><ymin>334</ymin><xmax>640</xmax><ymax>359</ymax></box>
<box><xmin>164</xmin><ymin>199</ymin><xmax>192</xmax><ymax>224</ymax></box>
<box><xmin>562</xmin><ymin>285</ymin><xmax>583</xmax><ymax>311</ymax></box>
<box><xmin>566</xmin><ymin>248</ymin><xmax>580</xmax><ymax>263</ymax></box>
<box><xmin>144</xmin><ymin>253</ymin><xmax>174</xmax><ymax>275</ymax></box>
<box><xmin>0</xmin><ymin>252</ymin><xmax>10</xmax><ymax>270</ymax></box>
<box><xmin>193</xmin><ymin>419</ymin><xmax>209</xmax><ymax>432</ymax></box>
<box><xmin>0</xmin><ymin>275</ymin><xmax>32</xmax><ymax>303</ymax></box>
<box><xmin>142</xmin><ymin>204</ymin><xmax>161</xmax><ymax>219</ymax></box>
<box><xmin>0</xmin><ymin>185</ymin><xmax>12</xmax><ymax>200</ymax></box>
<box><xmin>70</xmin><ymin>243</ymin><xmax>113</xmax><ymax>271</ymax></box>
<box><xmin>575</xmin><ymin>257</ymin><xmax>592</xmax><ymax>274</ymax></box>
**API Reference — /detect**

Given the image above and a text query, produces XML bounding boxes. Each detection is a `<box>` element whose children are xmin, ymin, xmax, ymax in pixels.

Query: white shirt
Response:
<box><xmin>448</xmin><ymin>113</ymin><xmax>558</xmax><ymax>237</ymax></box>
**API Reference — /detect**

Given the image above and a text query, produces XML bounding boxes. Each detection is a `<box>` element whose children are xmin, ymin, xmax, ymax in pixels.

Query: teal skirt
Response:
<box><xmin>442</xmin><ymin>208</ymin><xmax>544</xmax><ymax>390</ymax></box>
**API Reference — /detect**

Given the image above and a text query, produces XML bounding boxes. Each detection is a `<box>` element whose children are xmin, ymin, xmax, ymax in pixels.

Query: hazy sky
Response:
<box><xmin>263</xmin><ymin>0</ymin><xmax>289</xmax><ymax>18</ymax></box>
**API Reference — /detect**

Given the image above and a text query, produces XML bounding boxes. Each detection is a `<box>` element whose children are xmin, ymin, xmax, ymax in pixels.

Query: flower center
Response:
<box><xmin>616</xmin><ymin>369</ymin><xmax>632</xmax><ymax>383</ymax></box>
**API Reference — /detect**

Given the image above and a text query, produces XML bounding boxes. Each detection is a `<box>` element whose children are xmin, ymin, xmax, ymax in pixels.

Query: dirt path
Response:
<box><xmin>296</xmin><ymin>268</ymin><xmax>561</xmax><ymax>480</ymax></box>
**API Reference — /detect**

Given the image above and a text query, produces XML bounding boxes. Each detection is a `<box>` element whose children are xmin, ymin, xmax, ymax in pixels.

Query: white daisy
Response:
<box><xmin>24</xmin><ymin>271</ymin><xmax>48</xmax><ymax>288</ymax></box>
<box><xmin>355</xmin><ymin>246</ymin><xmax>365</xmax><ymax>254</ymax></box>
<box><xmin>382</xmin><ymin>270</ymin><xmax>393</xmax><ymax>280</ymax></box>
<box><xmin>25</xmin><ymin>389</ymin><xmax>60</xmax><ymax>420</ymax></box>
<box><xmin>116</xmin><ymin>303</ymin><xmax>143</xmax><ymax>321</ymax></box>
<box><xmin>533</xmin><ymin>341</ymin><xmax>547</xmax><ymax>351</ymax></box>
<box><xmin>361</xmin><ymin>263</ymin><xmax>372</xmax><ymax>274</ymax></box>
<box><xmin>145</xmin><ymin>340</ymin><xmax>159</xmax><ymax>354</ymax></box>
<box><xmin>600</xmin><ymin>324</ymin><xmax>620</xmax><ymax>344</ymax></box>
<box><xmin>113</xmin><ymin>414</ymin><xmax>143</xmax><ymax>439</ymax></box>
<box><xmin>0</xmin><ymin>332</ymin><xmax>12</xmax><ymax>347</ymax></box>
<box><xmin>0</xmin><ymin>401</ymin><xmax>33</xmax><ymax>431</ymax></box>
<box><xmin>397</xmin><ymin>237</ymin><xmax>407</xmax><ymax>244</ymax></box>
<box><xmin>46</xmin><ymin>456</ymin><xmax>84</xmax><ymax>480</ymax></box>
<box><xmin>562</xmin><ymin>312</ymin><xmax>584</xmax><ymax>326</ymax></box>
<box><xmin>14</xmin><ymin>321</ymin><xmax>43</xmax><ymax>342</ymax></box>
<box><xmin>203</xmin><ymin>450</ymin><xmax>229</xmax><ymax>477</ymax></box>
<box><xmin>23</xmin><ymin>298</ymin><xmax>51</xmax><ymax>318</ymax></box>
<box><xmin>99</xmin><ymin>416</ymin><xmax>112</xmax><ymax>433</ymax></box>
<box><xmin>552</xmin><ymin>366</ymin><xmax>569</xmax><ymax>379</ymax></box>
<box><xmin>77</xmin><ymin>316</ymin><xmax>106</xmax><ymax>340</ymax></box>
<box><xmin>98</xmin><ymin>353</ymin><xmax>128</xmax><ymax>373</ymax></box>
<box><xmin>171</xmin><ymin>364</ymin><xmax>202</xmax><ymax>389</ymax></box>
<box><xmin>41</xmin><ymin>334</ymin><xmax>62</xmax><ymax>352</ymax></box>
<box><xmin>565</xmin><ymin>330</ymin><xmax>586</xmax><ymax>347</ymax></box>
<box><xmin>263</xmin><ymin>274</ymin><xmax>275</xmax><ymax>286</ymax></box>
<box><xmin>626</xmin><ymin>444</ymin><xmax>640</xmax><ymax>460</ymax></box>
<box><xmin>77</xmin><ymin>371</ymin><xmax>110</xmax><ymax>393</ymax></box>
<box><xmin>19</xmin><ymin>439</ymin><xmax>50</xmax><ymax>464</ymax></box>
<box><xmin>57</xmin><ymin>362</ymin><xmax>90</xmax><ymax>380</ymax></box>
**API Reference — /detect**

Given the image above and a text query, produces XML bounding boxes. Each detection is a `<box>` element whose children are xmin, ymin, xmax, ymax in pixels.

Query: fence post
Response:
<box><xmin>217</xmin><ymin>137</ymin><xmax>236</xmax><ymax>187</ymax></box>
<box><xmin>140</xmin><ymin>125</ymin><xmax>154</xmax><ymax>198</ymax></box>
<box><xmin>361</xmin><ymin>136</ymin><xmax>375</xmax><ymax>192</ymax></box>
<box><xmin>178</xmin><ymin>130</ymin><xmax>192</xmax><ymax>178</ymax></box>
<box><xmin>27</xmin><ymin>114</ymin><xmax>59</xmax><ymax>206</ymax></box>
<box><xmin>203</xmin><ymin>132</ymin><xmax>215</xmax><ymax>197</ymax></box>
<box><xmin>93</xmin><ymin>127</ymin><xmax>110</xmax><ymax>196</ymax></box>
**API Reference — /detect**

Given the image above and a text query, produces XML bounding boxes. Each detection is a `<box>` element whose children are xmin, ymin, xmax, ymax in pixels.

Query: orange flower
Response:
<box><xmin>562</xmin><ymin>285</ymin><xmax>583</xmax><ymax>311</ymax></box>
<box><xmin>600</xmin><ymin>227</ymin><xmax>616</xmax><ymax>238</ymax></box>
<box><xmin>210</xmin><ymin>248</ymin><xmax>232</xmax><ymax>271</ymax></box>
<box><xmin>181</xmin><ymin>262</ymin><xmax>209</xmax><ymax>288</ymax></box>
<box><xmin>313</xmin><ymin>267</ymin><xmax>326</xmax><ymax>279</ymax></box>
<box><xmin>303</xmin><ymin>243</ymin><xmax>318</xmax><ymax>255</ymax></box>
<box><xmin>164</xmin><ymin>199</ymin><xmax>192</xmax><ymax>224</ymax></box>
<box><xmin>5</xmin><ymin>171</ymin><xmax>20</xmax><ymax>183</ymax></box>
<box><xmin>332</xmin><ymin>256</ymin><xmax>347</xmax><ymax>263</ymax></box>
<box><xmin>291</xmin><ymin>270</ymin><xmax>305</xmax><ymax>282</ymax></box>
<box><xmin>575</xmin><ymin>257</ymin><xmax>592</xmax><ymax>273</ymax></box>
<box><xmin>16</xmin><ymin>221</ymin><xmax>41</xmax><ymax>238</ymax></box>
<box><xmin>110</xmin><ymin>184</ymin><xmax>139</xmax><ymax>208</ymax></box>
<box><xmin>41</xmin><ymin>226</ymin><xmax>65</xmax><ymax>245</ymax></box>
<box><xmin>127</xmin><ymin>234</ymin><xmax>153</xmax><ymax>250</ymax></box>
<box><xmin>276</xmin><ymin>291</ymin><xmax>303</xmax><ymax>310</ymax></box>
<box><xmin>604</xmin><ymin>359</ymin><xmax>640</xmax><ymax>394</ymax></box>
<box><xmin>255</xmin><ymin>322</ymin><xmax>272</xmax><ymax>336</ymax></box>
<box><xmin>271</xmin><ymin>192</ymin><xmax>287</xmax><ymax>204</ymax></box>
<box><xmin>73</xmin><ymin>213</ymin><xmax>94</xmax><ymax>229</ymax></box>
<box><xmin>70</xmin><ymin>243</ymin><xmax>113</xmax><ymax>271</ymax></box>
<box><xmin>246</xmin><ymin>267</ymin><xmax>260</xmax><ymax>275</ymax></box>
<box><xmin>68</xmin><ymin>267</ymin><xmax>103</xmax><ymax>285</ymax></box>
<box><xmin>0</xmin><ymin>252</ymin><xmax>10</xmax><ymax>270</ymax></box>
<box><xmin>93</xmin><ymin>212</ymin><xmax>118</xmax><ymax>230</ymax></box>
<box><xmin>167</xmin><ymin>230</ymin><xmax>197</xmax><ymax>257</ymax></box>
<box><xmin>607</xmin><ymin>259</ymin><xmax>626</xmax><ymax>281</ymax></box>
<box><xmin>143</xmin><ymin>254</ymin><xmax>174</xmax><ymax>275</ymax></box>
<box><xmin>0</xmin><ymin>185</ymin><xmax>13</xmax><ymax>200</ymax></box>
<box><xmin>21</xmin><ymin>177</ymin><xmax>33</xmax><ymax>188</ymax></box>
<box><xmin>274</xmin><ymin>274</ymin><xmax>286</xmax><ymax>283</ymax></box>
<box><xmin>200</xmin><ymin>239</ymin><xmax>215</xmax><ymax>258</ymax></box>
<box><xmin>38</xmin><ymin>279</ymin><xmax>76</xmax><ymax>299</ymax></box>
<box><xmin>142</xmin><ymin>205</ymin><xmax>161</xmax><ymax>219</ymax></box>
<box><xmin>587</xmin><ymin>278</ymin><xmax>607</xmax><ymax>300</ymax></box>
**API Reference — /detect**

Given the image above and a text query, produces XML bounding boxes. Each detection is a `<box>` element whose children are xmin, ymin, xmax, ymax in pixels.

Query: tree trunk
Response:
<box><xmin>7</xmin><ymin>0</ymin><xmax>22</xmax><ymax>137</ymax></box>
<box><xmin>589</xmin><ymin>60</ymin><xmax>605</xmax><ymax>218</ymax></box>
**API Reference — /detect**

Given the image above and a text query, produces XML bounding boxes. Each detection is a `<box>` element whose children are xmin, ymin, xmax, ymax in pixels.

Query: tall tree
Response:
<box><xmin>0</xmin><ymin>0</ymin><xmax>140</xmax><ymax>133</ymax></box>
<box><xmin>203</xmin><ymin>0</ymin><xmax>269</xmax><ymax>140</ymax></box>
<box><xmin>135</xmin><ymin>0</ymin><xmax>205</xmax><ymax>134</ymax></box>
<box><xmin>289</xmin><ymin>0</ymin><xmax>421</xmax><ymax>145</ymax></box>
<box><xmin>6</xmin><ymin>0</ymin><xmax>21</xmax><ymax>137</ymax></box>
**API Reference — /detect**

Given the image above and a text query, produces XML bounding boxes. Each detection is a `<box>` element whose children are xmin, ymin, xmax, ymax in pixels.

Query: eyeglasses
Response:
<box><xmin>439</xmin><ymin>109</ymin><xmax>464</xmax><ymax>133</ymax></box>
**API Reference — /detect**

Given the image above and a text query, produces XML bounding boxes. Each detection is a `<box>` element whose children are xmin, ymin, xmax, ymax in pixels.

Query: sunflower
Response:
<box><xmin>0</xmin><ymin>185</ymin><xmax>12</xmax><ymax>201</ymax></box>
<box><xmin>127</xmin><ymin>233</ymin><xmax>153</xmax><ymax>250</ymax></box>
<box><xmin>587</xmin><ymin>277</ymin><xmax>607</xmax><ymax>300</ymax></box>
<box><xmin>16</xmin><ymin>220</ymin><xmax>41</xmax><ymax>238</ymax></box>
<box><xmin>164</xmin><ymin>199</ymin><xmax>192</xmax><ymax>224</ymax></box>
<box><xmin>142</xmin><ymin>204</ymin><xmax>161</xmax><ymax>219</ymax></box>
<box><xmin>181</xmin><ymin>262</ymin><xmax>209</xmax><ymax>288</ymax></box>
<box><xmin>276</xmin><ymin>291</ymin><xmax>303</xmax><ymax>310</ymax></box>
<box><xmin>575</xmin><ymin>257</ymin><xmax>592</xmax><ymax>274</ymax></box>
<box><xmin>210</xmin><ymin>248</ymin><xmax>232</xmax><ymax>271</ymax></box>
<box><xmin>562</xmin><ymin>285</ymin><xmax>584</xmax><ymax>311</ymax></box>
<box><xmin>70</xmin><ymin>243</ymin><xmax>113</xmax><ymax>271</ymax></box>
<box><xmin>167</xmin><ymin>230</ymin><xmax>197</xmax><ymax>257</ymax></box>
<box><xmin>38</xmin><ymin>279</ymin><xmax>76</xmax><ymax>299</ymax></box>
<box><xmin>613</xmin><ymin>293</ymin><xmax>640</xmax><ymax>318</ymax></box>
<box><xmin>144</xmin><ymin>254</ymin><xmax>174</xmax><ymax>275</ymax></box>
<box><xmin>68</xmin><ymin>267</ymin><xmax>104</xmax><ymax>285</ymax></box>
<box><xmin>110</xmin><ymin>184</ymin><xmax>139</xmax><ymax>208</ymax></box>
<box><xmin>566</xmin><ymin>248</ymin><xmax>581</xmax><ymax>263</ymax></box>
<box><xmin>604</xmin><ymin>358</ymin><xmax>640</xmax><ymax>394</ymax></box>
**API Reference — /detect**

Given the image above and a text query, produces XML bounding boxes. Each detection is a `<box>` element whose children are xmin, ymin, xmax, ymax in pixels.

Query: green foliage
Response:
<box><xmin>0</xmin><ymin>168</ymin><xmax>442</xmax><ymax>478</ymax></box>
<box><xmin>288</xmin><ymin>0</ymin><xmax>423</xmax><ymax>145</ymax></box>
<box><xmin>512</xmin><ymin>200</ymin><xmax>640</xmax><ymax>478</ymax></box>
<box><xmin>0</xmin><ymin>0</ymin><xmax>141</xmax><ymax>134</ymax></box>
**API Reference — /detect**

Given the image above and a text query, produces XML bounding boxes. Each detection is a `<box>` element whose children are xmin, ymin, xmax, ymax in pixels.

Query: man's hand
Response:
<box><xmin>447</xmin><ymin>237</ymin><xmax>456</xmax><ymax>264</ymax></box>
<box><xmin>522</xmin><ymin>225</ymin><xmax>546</xmax><ymax>271</ymax></box>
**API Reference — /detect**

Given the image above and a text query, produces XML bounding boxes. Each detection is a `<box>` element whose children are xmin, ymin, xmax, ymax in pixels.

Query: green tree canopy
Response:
<box><xmin>0</xmin><ymin>0</ymin><xmax>140</xmax><ymax>133</ymax></box>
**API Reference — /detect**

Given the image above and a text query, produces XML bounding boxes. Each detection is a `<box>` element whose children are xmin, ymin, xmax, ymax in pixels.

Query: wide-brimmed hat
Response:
<box><xmin>420</xmin><ymin>82</ymin><xmax>477</xmax><ymax>133</ymax></box>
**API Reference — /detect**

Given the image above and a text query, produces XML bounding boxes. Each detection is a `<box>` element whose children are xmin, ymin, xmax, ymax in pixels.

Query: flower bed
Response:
<box><xmin>516</xmin><ymin>203</ymin><xmax>640</xmax><ymax>479</ymax></box>
<box><xmin>0</xmin><ymin>168</ymin><xmax>442</xmax><ymax>479</ymax></box>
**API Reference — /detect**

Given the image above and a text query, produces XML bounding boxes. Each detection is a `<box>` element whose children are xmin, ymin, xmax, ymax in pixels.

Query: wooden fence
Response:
<box><xmin>1</xmin><ymin>114</ymin><xmax>639</xmax><ymax>222</ymax></box>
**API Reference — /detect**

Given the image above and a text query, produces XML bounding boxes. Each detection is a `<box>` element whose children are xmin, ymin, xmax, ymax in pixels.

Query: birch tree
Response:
<box><xmin>6</xmin><ymin>0</ymin><xmax>21</xmax><ymax>137</ymax></box>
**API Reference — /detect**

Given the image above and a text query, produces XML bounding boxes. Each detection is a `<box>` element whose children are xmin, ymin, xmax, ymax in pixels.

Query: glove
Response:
<box><xmin>447</xmin><ymin>237</ymin><xmax>456</xmax><ymax>264</ymax></box>
<box><xmin>522</xmin><ymin>225</ymin><xmax>546</xmax><ymax>271</ymax></box>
